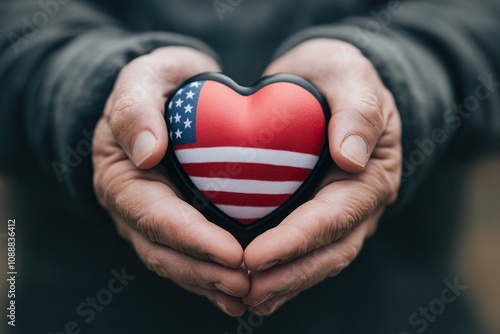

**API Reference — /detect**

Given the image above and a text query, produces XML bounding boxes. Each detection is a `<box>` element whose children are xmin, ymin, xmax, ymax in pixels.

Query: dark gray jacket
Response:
<box><xmin>0</xmin><ymin>1</ymin><xmax>499</xmax><ymax>333</ymax></box>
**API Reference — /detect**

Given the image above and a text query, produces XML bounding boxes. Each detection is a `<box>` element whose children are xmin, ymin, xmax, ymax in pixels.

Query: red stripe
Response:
<box><xmin>181</xmin><ymin>162</ymin><xmax>312</xmax><ymax>181</ymax></box>
<box><xmin>202</xmin><ymin>191</ymin><xmax>289</xmax><ymax>207</ymax></box>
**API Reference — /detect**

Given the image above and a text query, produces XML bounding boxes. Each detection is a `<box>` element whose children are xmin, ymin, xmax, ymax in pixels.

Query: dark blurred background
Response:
<box><xmin>1</xmin><ymin>0</ymin><xmax>500</xmax><ymax>333</ymax></box>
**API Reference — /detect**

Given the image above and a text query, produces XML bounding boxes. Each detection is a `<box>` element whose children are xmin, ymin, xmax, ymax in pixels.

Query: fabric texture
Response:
<box><xmin>0</xmin><ymin>1</ymin><xmax>499</xmax><ymax>333</ymax></box>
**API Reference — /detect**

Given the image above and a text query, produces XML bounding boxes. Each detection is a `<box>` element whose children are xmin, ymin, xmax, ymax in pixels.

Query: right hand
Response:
<box><xmin>92</xmin><ymin>47</ymin><xmax>249</xmax><ymax>317</ymax></box>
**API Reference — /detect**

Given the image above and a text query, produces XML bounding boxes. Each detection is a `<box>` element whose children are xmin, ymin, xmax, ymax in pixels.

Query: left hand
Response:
<box><xmin>92</xmin><ymin>47</ymin><xmax>249</xmax><ymax>317</ymax></box>
<box><xmin>242</xmin><ymin>39</ymin><xmax>402</xmax><ymax>315</ymax></box>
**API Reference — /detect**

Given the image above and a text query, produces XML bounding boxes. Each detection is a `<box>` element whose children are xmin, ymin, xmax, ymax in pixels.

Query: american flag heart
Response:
<box><xmin>165</xmin><ymin>73</ymin><xmax>328</xmax><ymax>231</ymax></box>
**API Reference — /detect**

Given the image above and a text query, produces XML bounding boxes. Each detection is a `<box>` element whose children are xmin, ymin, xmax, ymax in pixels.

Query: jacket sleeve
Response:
<box><xmin>274</xmin><ymin>0</ymin><xmax>500</xmax><ymax>211</ymax></box>
<box><xmin>0</xmin><ymin>0</ymin><xmax>217</xmax><ymax>214</ymax></box>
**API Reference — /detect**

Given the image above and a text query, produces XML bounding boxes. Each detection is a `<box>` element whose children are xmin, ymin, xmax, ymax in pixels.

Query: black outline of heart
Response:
<box><xmin>163</xmin><ymin>73</ymin><xmax>333</xmax><ymax>246</ymax></box>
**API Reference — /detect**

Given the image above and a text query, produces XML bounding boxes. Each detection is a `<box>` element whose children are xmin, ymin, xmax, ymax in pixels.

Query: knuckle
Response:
<box><xmin>343</xmin><ymin>243</ymin><xmax>360</xmax><ymax>264</ymax></box>
<box><xmin>93</xmin><ymin>173</ymin><xmax>107</xmax><ymax>207</ymax></box>
<box><xmin>130</xmin><ymin>205</ymin><xmax>158</xmax><ymax>239</ymax></box>
<box><xmin>109</xmin><ymin>97</ymin><xmax>139</xmax><ymax>132</ymax></box>
<box><xmin>156</xmin><ymin>61</ymin><xmax>179</xmax><ymax>80</ymax></box>
<box><xmin>181</xmin><ymin>265</ymin><xmax>206</xmax><ymax>287</ymax></box>
<box><xmin>110</xmin><ymin>95</ymin><xmax>142</xmax><ymax>123</ymax></box>
<box><xmin>91</xmin><ymin>124</ymin><xmax>110</xmax><ymax>207</ymax></box>
<box><xmin>287</xmin><ymin>253</ymin><xmax>324</xmax><ymax>292</ymax></box>
<box><xmin>337</xmin><ymin>41</ymin><xmax>363</xmax><ymax>57</ymax></box>
<box><xmin>113</xmin><ymin>179</ymin><xmax>149</xmax><ymax>227</ymax></box>
<box><xmin>338</xmin><ymin>197</ymin><xmax>369</xmax><ymax>232</ymax></box>
<box><xmin>114</xmin><ymin>221</ymin><xmax>129</xmax><ymax>240</ymax></box>
<box><xmin>311</xmin><ymin>197</ymin><xmax>341</xmax><ymax>244</ymax></box>
<box><xmin>133</xmin><ymin>50</ymin><xmax>187</xmax><ymax>84</ymax></box>
<box><xmin>126</xmin><ymin>193</ymin><xmax>186</xmax><ymax>251</ymax></box>
<box><xmin>356</xmin><ymin>94</ymin><xmax>385</xmax><ymax>134</ymax></box>
<box><xmin>382</xmin><ymin>88</ymin><xmax>397</xmax><ymax>107</ymax></box>
<box><xmin>124</xmin><ymin>54</ymin><xmax>155</xmax><ymax>72</ymax></box>
<box><xmin>355</xmin><ymin>54</ymin><xmax>375</xmax><ymax>71</ymax></box>
<box><xmin>368</xmin><ymin>163</ymin><xmax>400</xmax><ymax>205</ymax></box>
<box><xmin>286</xmin><ymin>265</ymin><xmax>311</xmax><ymax>292</ymax></box>
<box><xmin>112</xmin><ymin>94</ymin><xmax>139</xmax><ymax>114</ymax></box>
<box><xmin>136</xmin><ymin>213</ymin><xmax>161</xmax><ymax>243</ymax></box>
<box><xmin>338</xmin><ymin>243</ymin><xmax>359</xmax><ymax>272</ymax></box>
<box><xmin>108</xmin><ymin>98</ymin><xmax>143</xmax><ymax>141</ymax></box>
<box><xmin>386</xmin><ymin>173</ymin><xmax>401</xmax><ymax>204</ymax></box>
<box><xmin>143</xmin><ymin>247</ymin><xmax>166</xmax><ymax>276</ymax></box>
<box><xmin>310</xmin><ymin>196</ymin><xmax>367</xmax><ymax>244</ymax></box>
<box><xmin>93</xmin><ymin>169</ymin><xmax>125</xmax><ymax>210</ymax></box>
<box><xmin>287</xmin><ymin>224</ymin><xmax>313</xmax><ymax>258</ymax></box>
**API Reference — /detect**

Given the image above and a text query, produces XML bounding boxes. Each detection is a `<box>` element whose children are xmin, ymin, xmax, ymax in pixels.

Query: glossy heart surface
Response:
<box><xmin>165</xmin><ymin>73</ymin><xmax>329</xmax><ymax>239</ymax></box>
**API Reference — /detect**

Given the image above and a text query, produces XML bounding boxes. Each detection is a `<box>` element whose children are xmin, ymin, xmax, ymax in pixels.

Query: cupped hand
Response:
<box><xmin>92</xmin><ymin>46</ymin><xmax>249</xmax><ymax>317</ymax></box>
<box><xmin>243</xmin><ymin>39</ymin><xmax>402</xmax><ymax>315</ymax></box>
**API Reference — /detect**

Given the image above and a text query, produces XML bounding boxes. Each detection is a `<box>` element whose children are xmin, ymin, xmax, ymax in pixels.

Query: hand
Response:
<box><xmin>92</xmin><ymin>46</ymin><xmax>249</xmax><ymax>317</ymax></box>
<box><xmin>242</xmin><ymin>39</ymin><xmax>402</xmax><ymax>315</ymax></box>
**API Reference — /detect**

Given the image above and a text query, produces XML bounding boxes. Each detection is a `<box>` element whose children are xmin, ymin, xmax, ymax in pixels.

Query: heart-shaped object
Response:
<box><xmin>164</xmin><ymin>73</ymin><xmax>331</xmax><ymax>242</ymax></box>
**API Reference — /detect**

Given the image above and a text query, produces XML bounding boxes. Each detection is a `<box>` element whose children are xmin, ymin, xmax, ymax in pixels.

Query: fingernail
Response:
<box><xmin>341</xmin><ymin>135</ymin><xmax>369</xmax><ymax>167</ymax></box>
<box><xmin>255</xmin><ymin>259</ymin><xmax>281</xmax><ymax>271</ymax></box>
<box><xmin>254</xmin><ymin>295</ymin><xmax>287</xmax><ymax>315</ymax></box>
<box><xmin>250</xmin><ymin>291</ymin><xmax>281</xmax><ymax>308</ymax></box>
<box><xmin>214</xmin><ymin>283</ymin><xmax>237</xmax><ymax>297</ymax></box>
<box><xmin>132</xmin><ymin>131</ymin><xmax>157</xmax><ymax>166</ymax></box>
<box><xmin>214</xmin><ymin>299</ymin><xmax>231</xmax><ymax>315</ymax></box>
<box><xmin>206</xmin><ymin>253</ymin><xmax>227</xmax><ymax>267</ymax></box>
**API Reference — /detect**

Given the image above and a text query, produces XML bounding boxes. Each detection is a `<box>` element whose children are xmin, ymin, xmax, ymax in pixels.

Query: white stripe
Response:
<box><xmin>191</xmin><ymin>177</ymin><xmax>302</xmax><ymax>195</ymax></box>
<box><xmin>175</xmin><ymin>147</ymin><xmax>318</xmax><ymax>169</ymax></box>
<box><xmin>215</xmin><ymin>204</ymin><xmax>278</xmax><ymax>220</ymax></box>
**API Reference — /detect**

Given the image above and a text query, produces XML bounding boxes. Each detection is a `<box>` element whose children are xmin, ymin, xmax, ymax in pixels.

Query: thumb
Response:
<box><xmin>107</xmin><ymin>76</ymin><xmax>168</xmax><ymax>169</ymax></box>
<box><xmin>108</xmin><ymin>92</ymin><xmax>167</xmax><ymax>169</ymax></box>
<box><xmin>328</xmin><ymin>93</ymin><xmax>386</xmax><ymax>173</ymax></box>
<box><xmin>262</xmin><ymin>39</ymin><xmax>388</xmax><ymax>174</ymax></box>
<box><xmin>106</xmin><ymin>47</ymin><xmax>220</xmax><ymax>169</ymax></box>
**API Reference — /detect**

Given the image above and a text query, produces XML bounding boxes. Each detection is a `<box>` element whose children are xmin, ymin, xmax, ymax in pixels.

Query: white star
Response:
<box><xmin>168</xmin><ymin>115</ymin><xmax>173</xmax><ymax>124</ymax></box>
<box><xmin>183</xmin><ymin>118</ymin><xmax>192</xmax><ymax>129</ymax></box>
<box><xmin>175</xmin><ymin>129</ymin><xmax>183</xmax><ymax>139</ymax></box>
<box><xmin>190</xmin><ymin>82</ymin><xmax>200</xmax><ymax>88</ymax></box>
<box><xmin>184</xmin><ymin>104</ymin><xmax>193</xmax><ymax>113</ymax></box>
<box><xmin>186</xmin><ymin>91</ymin><xmax>196</xmax><ymax>99</ymax></box>
<box><xmin>174</xmin><ymin>113</ymin><xmax>182</xmax><ymax>123</ymax></box>
<box><xmin>175</xmin><ymin>98</ymin><xmax>184</xmax><ymax>107</ymax></box>
<box><xmin>168</xmin><ymin>101</ymin><xmax>173</xmax><ymax>109</ymax></box>
<box><xmin>169</xmin><ymin>130</ymin><xmax>173</xmax><ymax>139</ymax></box>
<box><xmin>175</xmin><ymin>88</ymin><xmax>184</xmax><ymax>95</ymax></box>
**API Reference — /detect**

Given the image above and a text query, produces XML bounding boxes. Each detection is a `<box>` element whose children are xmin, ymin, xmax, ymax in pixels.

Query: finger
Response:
<box><xmin>248</xmin><ymin>292</ymin><xmax>298</xmax><ymax>316</ymax></box>
<box><xmin>178</xmin><ymin>283</ymin><xmax>247</xmax><ymax>317</ymax></box>
<box><xmin>244</xmin><ymin>219</ymin><xmax>371</xmax><ymax>310</ymax></box>
<box><xmin>326</xmin><ymin>87</ymin><xmax>390</xmax><ymax>173</ymax></box>
<box><xmin>114</xmin><ymin>177</ymin><xmax>244</xmax><ymax>268</ymax></box>
<box><xmin>264</xmin><ymin>40</ymin><xmax>390</xmax><ymax>172</ymax></box>
<box><xmin>93</xmin><ymin>129</ymin><xmax>243</xmax><ymax>268</ymax></box>
<box><xmin>106</xmin><ymin>47</ymin><xmax>220</xmax><ymax>168</ymax></box>
<box><xmin>244</xmin><ymin>171</ymin><xmax>386</xmax><ymax>271</ymax></box>
<box><xmin>126</xmin><ymin>224</ymin><xmax>250</xmax><ymax>297</ymax></box>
